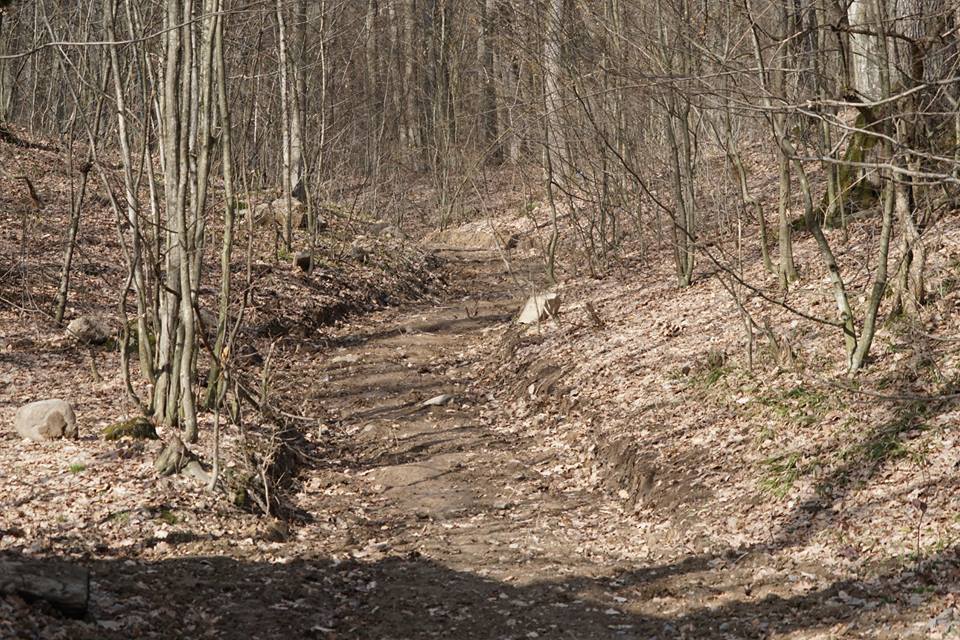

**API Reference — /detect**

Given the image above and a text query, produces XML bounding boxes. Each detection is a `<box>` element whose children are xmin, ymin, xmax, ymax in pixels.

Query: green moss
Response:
<box><xmin>68</xmin><ymin>463</ymin><xmax>86</xmax><ymax>474</ymax></box>
<box><xmin>157</xmin><ymin>509</ymin><xmax>179</xmax><ymax>525</ymax></box>
<box><xmin>109</xmin><ymin>511</ymin><xmax>131</xmax><ymax>525</ymax></box>
<box><xmin>759</xmin><ymin>452</ymin><xmax>807</xmax><ymax>498</ymax></box>
<box><xmin>125</xmin><ymin>320</ymin><xmax>157</xmax><ymax>354</ymax></box>
<box><xmin>821</xmin><ymin>112</ymin><xmax>882</xmax><ymax>228</ymax></box>
<box><xmin>757</xmin><ymin>385</ymin><xmax>830</xmax><ymax>428</ymax></box>
<box><xmin>103</xmin><ymin>416</ymin><xmax>159</xmax><ymax>441</ymax></box>
<box><xmin>233</xmin><ymin>489</ymin><xmax>248</xmax><ymax>508</ymax></box>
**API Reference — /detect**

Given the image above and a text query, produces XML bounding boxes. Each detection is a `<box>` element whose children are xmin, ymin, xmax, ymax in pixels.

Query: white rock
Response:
<box><xmin>66</xmin><ymin>316</ymin><xmax>112</xmax><ymax>345</ymax></box>
<box><xmin>269</xmin><ymin>197</ymin><xmax>306</xmax><ymax>229</ymax></box>
<box><xmin>14</xmin><ymin>399</ymin><xmax>77</xmax><ymax>441</ymax></box>
<box><xmin>422</xmin><ymin>394</ymin><xmax>454</xmax><ymax>407</ymax></box>
<box><xmin>517</xmin><ymin>293</ymin><xmax>561</xmax><ymax>324</ymax></box>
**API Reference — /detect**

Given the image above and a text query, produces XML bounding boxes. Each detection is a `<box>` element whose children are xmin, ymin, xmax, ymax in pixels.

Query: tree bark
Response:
<box><xmin>206</xmin><ymin>0</ymin><xmax>235</xmax><ymax>410</ymax></box>
<box><xmin>276</xmin><ymin>0</ymin><xmax>295</xmax><ymax>250</ymax></box>
<box><xmin>401</xmin><ymin>0</ymin><xmax>420</xmax><ymax>163</ymax></box>
<box><xmin>478</xmin><ymin>0</ymin><xmax>499</xmax><ymax>162</ymax></box>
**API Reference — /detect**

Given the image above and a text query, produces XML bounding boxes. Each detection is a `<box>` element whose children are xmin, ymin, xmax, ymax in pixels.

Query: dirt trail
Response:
<box><xmin>283</xmin><ymin>251</ymin><xmax>658</xmax><ymax>638</ymax></box>
<box><xmin>278</xmin><ymin>251</ymin><xmax>835</xmax><ymax>640</ymax></box>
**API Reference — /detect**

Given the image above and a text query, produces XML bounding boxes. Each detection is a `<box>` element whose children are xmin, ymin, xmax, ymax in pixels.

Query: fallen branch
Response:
<box><xmin>0</xmin><ymin>558</ymin><xmax>89</xmax><ymax>617</ymax></box>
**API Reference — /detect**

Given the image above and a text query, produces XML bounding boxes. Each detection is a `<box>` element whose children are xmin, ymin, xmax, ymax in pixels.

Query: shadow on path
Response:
<box><xmin>4</xmin><ymin>544</ymin><xmax>956</xmax><ymax>639</ymax></box>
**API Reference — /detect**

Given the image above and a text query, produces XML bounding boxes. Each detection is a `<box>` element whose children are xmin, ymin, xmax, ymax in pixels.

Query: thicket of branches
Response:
<box><xmin>1</xmin><ymin>0</ymin><xmax>959</xmax><ymax>452</ymax></box>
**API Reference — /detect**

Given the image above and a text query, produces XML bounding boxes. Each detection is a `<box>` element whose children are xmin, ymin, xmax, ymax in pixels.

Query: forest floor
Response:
<box><xmin>2</xmin><ymin>130</ymin><xmax>960</xmax><ymax>639</ymax></box>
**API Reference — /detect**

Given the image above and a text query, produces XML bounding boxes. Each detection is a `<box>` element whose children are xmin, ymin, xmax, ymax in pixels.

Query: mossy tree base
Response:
<box><xmin>789</xmin><ymin>112</ymin><xmax>884</xmax><ymax>232</ymax></box>
<box><xmin>821</xmin><ymin>112</ymin><xmax>882</xmax><ymax>229</ymax></box>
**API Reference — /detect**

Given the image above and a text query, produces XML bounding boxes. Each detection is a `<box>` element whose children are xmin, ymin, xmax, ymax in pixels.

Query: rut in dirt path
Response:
<box><xmin>297</xmin><ymin>252</ymin><xmax>540</xmax><ymax>523</ymax></box>
<box><xmin>316</xmin><ymin>253</ymin><xmax>525</xmax><ymax>520</ymax></box>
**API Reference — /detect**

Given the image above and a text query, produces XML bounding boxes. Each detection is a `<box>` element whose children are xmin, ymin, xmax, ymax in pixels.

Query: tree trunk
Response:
<box><xmin>401</xmin><ymin>0</ymin><xmax>420</xmax><ymax>163</ymax></box>
<box><xmin>276</xmin><ymin>0</ymin><xmax>294</xmax><ymax>250</ymax></box>
<box><xmin>206</xmin><ymin>0</ymin><xmax>235</xmax><ymax>409</ymax></box>
<box><xmin>105</xmin><ymin>0</ymin><xmax>153</xmax><ymax>380</ymax></box>
<box><xmin>543</xmin><ymin>0</ymin><xmax>567</xmax><ymax>181</ymax></box>
<box><xmin>154</xmin><ymin>0</ymin><xmax>185</xmax><ymax>428</ymax></box>
<box><xmin>478</xmin><ymin>0</ymin><xmax>500</xmax><ymax>162</ymax></box>
<box><xmin>745</xmin><ymin>0</ymin><xmax>797</xmax><ymax>286</ymax></box>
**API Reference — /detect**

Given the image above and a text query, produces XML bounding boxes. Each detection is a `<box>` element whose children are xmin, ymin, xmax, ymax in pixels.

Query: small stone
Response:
<box><xmin>14</xmin><ymin>399</ymin><xmax>77</xmax><ymax>441</ymax></box>
<box><xmin>377</xmin><ymin>224</ymin><xmax>406</xmax><ymax>240</ymax></box>
<box><xmin>422</xmin><ymin>394</ymin><xmax>454</xmax><ymax>407</ymax></box>
<box><xmin>517</xmin><ymin>293</ymin><xmax>561</xmax><ymax>324</ymax></box>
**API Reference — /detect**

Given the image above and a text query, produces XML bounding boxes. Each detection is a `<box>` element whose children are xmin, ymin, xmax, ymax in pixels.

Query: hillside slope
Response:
<box><xmin>479</xmin><ymin>189</ymin><xmax>960</xmax><ymax>637</ymax></box>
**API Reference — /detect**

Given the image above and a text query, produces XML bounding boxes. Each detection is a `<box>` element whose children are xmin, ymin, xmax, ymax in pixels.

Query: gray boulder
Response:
<box><xmin>66</xmin><ymin>316</ymin><xmax>113</xmax><ymax>345</ymax></box>
<box><xmin>369</xmin><ymin>221</ymin><xmax>405</xmax><ymax>240</ymax></box>
<box><xmin>377</xmin><ymin>224</ymin><xmax>405</xmax><ymax>240</ymax></box>
<box><xmin>269</xmin><ymin>197</ymin><xmax>306</xmax><ymax>229</ymax></box>
<box><xmin>195</xmin><ymin>308</ymin><xmax>220</xmax><ymax>340</ymax></box>
<box><xmin>294</xmin><ymin>251</ymin><xmax>314</xmax><ymax>272</ymax></box>
<box><xmin>14</xmin><ymin>400</ymin><xmax>77</xmax><ymax>441</ymax></box>
<box><xmin>517</xmin><ymin>293</ymin><xmax>561</xmax><ymax>324</ymax></box>
<box><xmin>251</xmin><ymin>202</ymin><xmax>274</xmax><ymax>228</ymax></box>
<box><xmin>350</xmin><ymin>239</ymin><xmax>371</xmax><ymax>262</ymax></box>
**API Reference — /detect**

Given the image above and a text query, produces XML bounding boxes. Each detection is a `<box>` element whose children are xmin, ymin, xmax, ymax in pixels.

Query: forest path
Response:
<box><xmin>287</xmin><ymin>250</ymin><xmax>655</xmax><ymax>638</ymax></box>
<box><xmin>283</xmin><ymin>250</ymin><xmax>793</xmax><ymax>640</ymax></box>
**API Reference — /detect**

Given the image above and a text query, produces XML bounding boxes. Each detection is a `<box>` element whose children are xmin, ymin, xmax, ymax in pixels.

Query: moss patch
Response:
<box><xmin>103</xmin><ymin>416</ymin><xmax>159</xmax><ymax>441</ymax></box>
<box><xmin>821</xmin><ymin>112</ymin><xmax>882</xmax><ymax>228</ymax></box>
